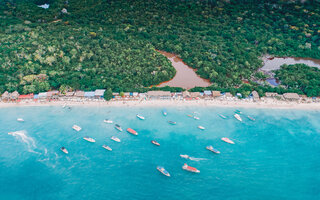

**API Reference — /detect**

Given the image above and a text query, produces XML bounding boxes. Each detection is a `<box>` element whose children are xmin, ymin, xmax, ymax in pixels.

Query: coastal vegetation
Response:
<box><xmin>1</xmin><ymin>0</ymin><xmax>320</xmax><ymax>96</ymax></box>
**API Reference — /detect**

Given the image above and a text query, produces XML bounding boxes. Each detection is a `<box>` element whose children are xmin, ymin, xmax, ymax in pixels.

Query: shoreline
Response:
<box><xmin>1</xmin><ymin>99</ymin><xmax>320</xmax><ymax>110</ymax></box>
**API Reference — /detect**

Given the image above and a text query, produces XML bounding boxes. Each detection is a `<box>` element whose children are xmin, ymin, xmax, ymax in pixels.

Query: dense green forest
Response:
<box><xmin>1</xmin><ymin>0</ymin><xmax>320</xmax><ymax>95</ymax></box>
<box><xmin>275</xmin><ymin>64</ymin><xmax>320</xmax><ymax>97</ymax></box>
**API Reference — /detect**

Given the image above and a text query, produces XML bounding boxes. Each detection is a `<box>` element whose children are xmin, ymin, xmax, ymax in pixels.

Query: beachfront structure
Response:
<box><xmin>18</xmin><ymin>93</ymin><xmax>34</xmax><ymax>101</ymax></box>
<box><xmin>265</xmin><ymin>92</ymin><xmax>279</xmax><ymax>98</ymax></box>
<box><xmin>10</xmin><ymin>91</ymin><xmax>20</xmax><ymax>100</ymax></box>
<box><xmin>38</xmin><ymin>92</ymin><xmax>47</xmax><ymax>99</ymax></box>
<box><xmin>190</xmin><ymin>92</ymin><xmax>200</xmax><ymax>99</ymax></box>
<box><xmin>84</xmin><ymin>91</ymin><xmax>95</xmax><ymax>99</ymax></box>
<box><xmin>47</xmin><ymin>90</ymin><xmax>59</xmax><ymax>99</ymax></box>
<box><xmin>283</xmin><ymin>93</ymin><xmax>300</xmax><ymax>101</ymax></box>
<box><xmin>147</xmin><ymin>91</ymin><xmax>171</xmax><ymax>99</ymax></box>
<box><xmin>94</xmin><ymin>89</ymin><xmax>105</xmax><ymax>98</ymax></box>
<box><xmin>66</xmin><ymin>91</ymin><xmax>75</xmax><ymax>97</ymax></box>
<box><xmin>224</xmin><ymin>92</ymin><xmax>233</xmax><ymax>98</ymax></box>
<box><xmin>1</xmin><ymin>91</ymin><xmax>9</xmax><ymax>101</ymax></box>
<box><xmin>75</xmin><ymin>91</ymin><xmax>85</xmax><ymax>98</ymax></box>
<box><xmin>251</xmin><ymin>91</ymin><xmax>259</xmax><ymax>101</ymax></box>
<box><xmin>182</xmin><ymin>91</ymin><xmax>191</xmax><ymax>98</ymax></box>
<box><xmin>212</xmin><ymin>91</ymin><xmax>221</xmax><ymax>98</ymax></box>
<box><xmin>204</xmin><ymin>90</ymin><xmax>212</xmax><ymax>96</ymax></box>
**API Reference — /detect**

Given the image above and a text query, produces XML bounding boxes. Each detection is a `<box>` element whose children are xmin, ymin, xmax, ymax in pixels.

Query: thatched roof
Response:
<box><xmin>224</xmin><ymin>92</ymin><xmax>233</xmax><ymax>98</ymax></box>
<box><xmin>212</xmin><ymin>91</ymin><xmax>221</xmax><ymax>97</ymax></box>
<box><xmin>251</xmin><ymin>91</ymin><xmax>259</xmax><ymax>99</ymax></box>
<box><xmin>10</xmin><ymin>91</ymin><xmax>20</xmax><ymax>99</ymax></box>
<box><xmin>190</xmin><ymin>92</ymin><xmax>200</xmax><ymax>98</ymax></box>
<box><xmin>182</xmin><ymin>91</ymin><xmax>190</xmax><ymax>97</ymax></box>
<box><xmin>1</xmin><ymin>91</ymin><xmax>9</xmax><ymax>99</ymax></box>
<box><xmin>75</xmin><ymin>91</ymin><xmax>85</xmax><ymax>97</ymax></box>
<box><xmin>283</xmin><ymin>93</ymin><xmax>300</xmax><ymax>100</ymax></box>
<box><xmin>147</xmin><ymin>91</ymin><xmax>171</xmax><ymax>97</ymax></box>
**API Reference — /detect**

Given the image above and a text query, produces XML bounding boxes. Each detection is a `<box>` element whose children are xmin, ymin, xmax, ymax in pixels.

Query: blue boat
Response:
<box><xmin>162</xmin><ymin>109</ymin><xmax>167</xmax><ymax>116</ymax></box>
<box><xmin>168</xmin><ymin>121</ymin><xmax>176</xmax><ymax>125</ymax></box>
<box><xmin>157</xmin><ymin>166</ymin><xmax>170</xmax><ymax>177</ymax></box>
<box><xmin>206</xmin><ymin>146</ymin><xmax>220</xmax><ymax>154</ymax></box>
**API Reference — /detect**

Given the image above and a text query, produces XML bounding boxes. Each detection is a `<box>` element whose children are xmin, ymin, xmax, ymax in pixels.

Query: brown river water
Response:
<box><xmin>157</xmin><ymin>51</ymin><xmax>211</xmax><ymax>89</ymax></box>
<box><xmin>261</xmin><ymin>56</ymin><xmax>320</xmax><ymax>71</ymax></box>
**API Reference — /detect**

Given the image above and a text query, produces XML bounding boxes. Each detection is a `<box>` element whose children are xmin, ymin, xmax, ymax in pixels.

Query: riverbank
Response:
<box><xmin>1</xmin><ymin>99</ymin><xmax>320</xmax><ymax>110</ymax></box>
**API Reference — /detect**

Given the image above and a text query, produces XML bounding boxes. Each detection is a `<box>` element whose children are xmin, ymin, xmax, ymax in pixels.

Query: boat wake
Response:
<box><xmin>189</xmin><ymin>157</ymin><xmax>207</xmax><ymax>161</ymax></box>
<box><xmin>8</xmin><ymin>130</ymin><xmax>41</xmax><ymax>154</ymax></box>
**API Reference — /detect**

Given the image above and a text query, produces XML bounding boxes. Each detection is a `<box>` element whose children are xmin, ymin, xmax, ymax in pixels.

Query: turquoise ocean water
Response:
<box><xmin>0</xmin><ymin>106</ymin><xmax>320</xmax><ymax>200</ymax></box>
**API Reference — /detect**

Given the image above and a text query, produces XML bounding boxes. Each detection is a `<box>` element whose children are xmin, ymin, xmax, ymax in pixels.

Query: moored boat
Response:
<box><xmin>151</xmin><ymin>140</ymin><xmax>160</xmax><ymax>146</ymax></box>
<box><xmin>127</xmin><ymin>128</ymin><xmax>138</xmax><ymax>136</ymax></box>
<box><xmin>111</xmin><ymin>136</ymin><xmax>121</xmax><ymax>142</ymax></box>
<box><xmin>234</xmin><ymin>114</ymin><xmax>242</xmax><ymax>122</ymax></box>
<box><xmin>72</xmin><ymin>125</ymin><xmax>82</xmax><ymax>132</ymax></box>
<box><xmin>102</xmin><ymin>145</ymin><xmax>112</xmax><ymax>151</ymax></box>
<box><xmin>17</xmin><ymin>118</ymin><xmax>24</xmax><ymax>122</ymax></box>
<box><xmin>115</xmin><ymin>124</ymin><xmax>122</xmax><ymax>132</ymax></box>
<box><xmin>206</xmin><ymin>146</ymin><xmax>220</xmax><ymax>154</ymax></box>
<box><xmin>104</xmin><ymin>119</ymin><xmax>113</xmax><ymax>124</ymax></box>
<box><xmin>182</xmin><ymin>163</ymin><xmax>200</xmax><ymax>173</ymax></box>
<box><xmin>136</xmin><ymin>114</ymin><xmax>145</xmax><ymax>120</ymax></box>
<box><xmin>180</xmin><ymin>154</ymin><xmax>190</xmax><ymax>159</ymax></box>
<box><xmin>157</xmin><ymin>166</ymin><xmax>170</xmax><ymax>177</ymax></box>
<box><xmin>247</xmin><ymin>115</ymin><xmax>256</xmax><ymax>121</ymax></box>
<box><xmin>168</xmin><ymin>121</ymin><xmax>177</xmax><ymax>125</ymax></box>
<box><xmin>187</xmin><ymin>114</ymin><xmax>193</xmax><ymax>118</ymax></box>
<box><xmin>219</xmin><ymin>114</ymin><xmax>227</xmax><ymax>119</ymax></box>
<box><xmin>221</xmin><ymin>137</ymin><xmax>235</xmax><ymax>144</ymax></box>
<box><xmin>194</xmin><ymin>116</ymin><xmax>200</xmax><ymax>120</ymax></box>
<box><xmin>60</xmin><ymin>147</ymin><xmax>68</xmax><ymax>154</ymax></box>
<box><xmin>198</xmin><ymin>126</ymin><xmax>205</xmax><ymax>130</ymax></box>
<box><xmin>162</xmin><ymin>109</ymin><xmax>167</xmax><ymax>116</ymax></box>
<box><xmin>235</xmin><ymin>110</ymin><xmax>242</xmax><ymax>114</ymax></box>
<box><xmin>83</xmin><ymin>137</ymin><xmax>95</xmax><ymax>143</ymax></box>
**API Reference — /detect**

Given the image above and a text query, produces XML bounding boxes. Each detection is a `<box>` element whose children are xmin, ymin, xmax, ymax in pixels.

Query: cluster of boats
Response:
<box><xmin>50</xmin><ymin>108</ymin><xmax>251</xmax><ymax>177</ymax></box>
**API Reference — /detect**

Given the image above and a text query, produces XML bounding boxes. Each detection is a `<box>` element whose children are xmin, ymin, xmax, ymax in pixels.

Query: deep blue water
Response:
<box><xmin>1</xmin><ymin>106</ymin><xmax>320</xmax><ymax>200</ymax></box>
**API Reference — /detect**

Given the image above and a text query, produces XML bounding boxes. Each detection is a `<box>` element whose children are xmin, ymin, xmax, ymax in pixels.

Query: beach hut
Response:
<box><xmin>212</xmin><ymin>91</ymin><xmax>221</xmax><ymax>98</ymax></box>
<box><xmin>84</xmin><ymin>91</ymin><xmax>95</xmax><ymax>99</ymax></box>
<box><xmin>66</xmin><ymin>91</ymin><xmax>75</xmax><ymax>97</ymax></box>
<box><xmin>190</xmin><ymin>92</ymin><xmax>200</xmax><ymax>99</ymax></box>
<box><xmin>204</xmin><ymin>90</ymin><xmax>212</xmax><ymax>96</ymax></box>
<box><xmin>94</xmin><ymin>89</ymin><xmax>106</xmax><ymax>98</ymax></box>
<box><xmin>224</xmin><ymin>92</ymin><xmax>233</xmax><ymax>98</ymax></box>
<box><xmin>75</xmin><ymin>91</ymin><xmax>85</xmax><ymax>98</ymax></box>
<box><xmin>18</xmin><ymin>93</ymin><xmax>34</xmax><ymax>101</ymax></box>
<box><xmin>38</xmin><ymin>92</ymin><xmax>47</xmax><ymax>99</ymax></box>
<box><xmin>34</xmin><ymin>94</ymin><xmax>39</xmax><ymax>100</ymax></box>
<box><xmin>283</xmin><ymin>93</ymin><xmax>300</xmax><ymax>101</ymax></box>
<box><xmin>133</xmin><ymin>92</ymin><xmax>139</xmax><ymax>98</ymax></box>
<box><xmin>47</xmin><ymin>90</ymin><xmax>59</xmax><ymax>100</ymax></box>
<box><xmin>265</xmin><ymin>92</ymin><xmax>279</xmax><ymax>98</ymax></box>
<box><xmin>147</xmin><ymin>91</ymin><xmax>171</xmax><ymax>99</ymax></box>
<box><xmin>10</xmin><ymin>91</ymin><xmax>20</xmax><ymax>101</ymax></box>
<box><xmin>251</xmin><ymin>91</ymin><xmax>260</xmax><ymax>101</ymax></box>
<box><xmin>182</xmin><ymin>91</ymin><xmax>191</xmax><ymax>98</ymax></box>
<box><xmin>1</xmin><ymin>91</ymin><xmax>9</xmax><ymax>101</ymax></box>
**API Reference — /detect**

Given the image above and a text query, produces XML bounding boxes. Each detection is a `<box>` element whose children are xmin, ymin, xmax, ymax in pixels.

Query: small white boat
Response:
<box><xmin>83</xmin><ymin>137</ymin><xmax>95</xmax><ymax>143</ymax></box>
<box><xmin>247</xmin><ymin>115</ymin><xmax>256</xmax><ymax>121</ymax></box>
<box><xmin>168</xmin><ymin>121</ymin><xmax>177</xmax><ymax>125</ymax></box>
<box><xmin>221</xmin><ymin>137</ymin><xmax>235</xmax><ymax>144</ymax></box>
<box><xmin>157</xmin><ymin>166</ymin><xmax>170</xmax><ymax>177</ymax></box>
<box><xmin>136</xmin><ymin>114</ymin><xmax>145</xmax><ymax>120</ymax></box>
<box><xmin>182</xmin><ymin>163</ymin><xmax>200</xmax><ymax>173</ymax></box>
<box><xmin>111</xmin><ymin>136</ymin><xmax>121</xmax><ymax>142</ymax></box>
<box><xmin>72</xmin><ymin>125</ymin><xmax>81</xmax><ymax>132</ymax></box>
<box><xmin>198</xmin><ymin>126</ymin><xmax>205</xmax><ymax>130</ymax></box>
<box><xmin>180</xmin><ymin>154</ymin><xmax>190</xmax><ymax>159</ymax></box>
<box><xmin>162</xmin><ymin>109</ymin><xmax>167</xmax><ymax>116</ymax></box>
<box><xmin>60</xmin><ymin>147</ymin><xmax>68</xmax><ymax>154</ymax></box>
<box><xmin>194</xmin><ymin>116</ymin><xmax>200</xmax><ymax>120</ymax></box>
<box><xmin>102</xmin><ymin>145</ymin><xmax>112</xmax><ymax>151</ymax></box>
<box><xmin>17</xmin><ymin>118</ymin><xmax>24</xmax><ymax>122</ymax></box>
<box><xmin>115</xmin><ymin>124</ymin><xmax>122</xmax><ymax>132</ymax></box>
<box><xmin>206</xmin><ymin>146</ymin><xmax>220</xmax><ymax>154</ymax></box>
<box><xmin>234</xmin><ymin>114</ymin><xmax>242</xmax><ymax>122</ymax></box>
<box><xmin>219</xmin><ymin>114</ymin><xmax>227</xmax><ymax>119</ymax></box>
<box><xmin>104</xmin><ymin>119</ymin><xmax>113</xmax><ymax>124</ymax></box>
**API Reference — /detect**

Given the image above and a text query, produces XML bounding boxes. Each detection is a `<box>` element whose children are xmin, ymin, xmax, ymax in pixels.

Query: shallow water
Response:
<box><xmin>1</xmin><ymin>106</ymin><xmax>320</xmax><ymax>200</ymax></box>
<box><xmin>261</xmin><ymin>56</ymin><xmax>320</xmax><ymax>71</ymax></box>
<box><xmin>157</xmin><ymin>51</ymin><xmax>211</xmax><ymax>89</ymax></box>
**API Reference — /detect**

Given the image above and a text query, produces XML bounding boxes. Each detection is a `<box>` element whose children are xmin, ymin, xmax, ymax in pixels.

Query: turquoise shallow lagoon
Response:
<box><xmin>1</xmin><ymin>106</ymin><xmax>320</xmax><ymax>200</ymax></box>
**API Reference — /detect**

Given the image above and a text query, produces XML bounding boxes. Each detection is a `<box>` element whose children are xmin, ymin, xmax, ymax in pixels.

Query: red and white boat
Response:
<box><xmin>221</xmin><ymin>137</ymin><xmax>235</xmax><ymax>144</ymax></box>
<box><xmin>182</xmin><ymin>163</ymin><xmax>200</xmax><ymax>173</ymax></box>
<box><xmin>126</xmin><ymin>128</ymin><xmax>138</xmax><ymax>136</ymax></box>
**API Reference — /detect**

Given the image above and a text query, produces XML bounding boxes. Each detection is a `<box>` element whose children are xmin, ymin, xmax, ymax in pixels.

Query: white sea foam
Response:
<box><xmin>8</xmin><ymin>130</ymin><xmax>41</xmax><ymax>154</ymax></box>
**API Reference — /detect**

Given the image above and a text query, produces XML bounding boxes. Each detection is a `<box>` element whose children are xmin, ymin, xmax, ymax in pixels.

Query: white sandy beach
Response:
<box><xmin>1</xmin><ymin>99</ymin><xmax>320</xmax><ymax>110</ymax></box>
